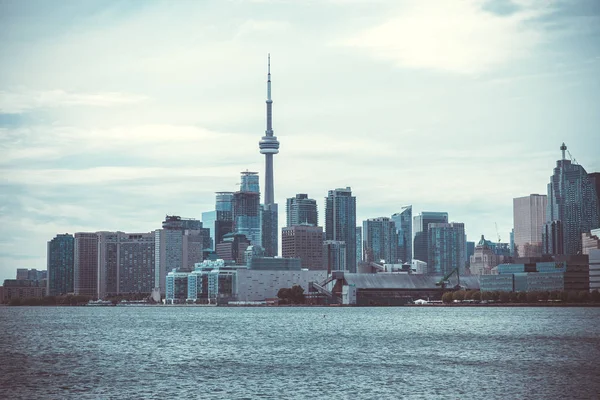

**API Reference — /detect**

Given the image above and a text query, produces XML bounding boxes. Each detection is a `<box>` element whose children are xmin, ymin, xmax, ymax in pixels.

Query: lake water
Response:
<box><xmin>1</xmin><ymin>306</ymin><xmax>599</xmax><ymax>399</ymax></box>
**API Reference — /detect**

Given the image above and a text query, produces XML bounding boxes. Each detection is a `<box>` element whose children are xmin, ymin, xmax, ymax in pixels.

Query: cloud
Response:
<box><xmin>0</xmin><ymin>89</ymin><xmax>148</xmax><ymax>114</ymax></box>
<box><xmin>336</xmin><ymin>0</ymin><xmax>550</xmax><ymax>74</ymax></box>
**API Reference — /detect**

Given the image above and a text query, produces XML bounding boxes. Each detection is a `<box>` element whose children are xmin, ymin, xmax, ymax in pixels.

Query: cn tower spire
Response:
<box><xmin>259</xmin><ymin>54</ymin><xmax>279</xmax><ymax>205</ymax></box>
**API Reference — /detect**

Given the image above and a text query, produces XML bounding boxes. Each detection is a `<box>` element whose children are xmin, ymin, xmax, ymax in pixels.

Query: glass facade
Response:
<box><xmin>413</xmin><ymin>212</ymin><xmax>448</xmax><ymax>265</ymax></box>
<box><xmin>391</xmin><ymin>206</ymin><xmax>412</xmax><ymax>263</ymax></box>
<box><xmin>427</xmin><ymin>222</ymin><xmax>466</xmax><ymax>275</ymax></box>
<box><xmin>286</xmin><ymin>194</ymin><xmax>318</xmax><ymax>227</ymax></box>
<box><xmin>325</xmin><ymin>187</ymin><xmax>356</xmax><ymax>273</ymax></box>
<box><xmin>47</xmin><ymin>234</ymin><xmax>74</xmax><ymax>296</ymax></box>
<box><xmin>362</xmin><ymin>217</ymin><xmax>398</xmax><ymax>264</ymax></box>
<box><xmin>546</xmin><ymin>144</ymin><xmax>600</xmax><ymax>255</ymax></box>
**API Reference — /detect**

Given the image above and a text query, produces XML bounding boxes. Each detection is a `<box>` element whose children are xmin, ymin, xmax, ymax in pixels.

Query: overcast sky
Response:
<box><xmin>1</xmin><ymin>0</ymin><xmax>599</xmax><ymax>281</ymax></box>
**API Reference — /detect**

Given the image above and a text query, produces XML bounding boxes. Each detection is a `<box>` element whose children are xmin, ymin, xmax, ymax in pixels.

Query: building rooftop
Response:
<box><xmin>342</xmin><ymin>274</ymin><xmax>480</xmax><ymax>290</ymax></box>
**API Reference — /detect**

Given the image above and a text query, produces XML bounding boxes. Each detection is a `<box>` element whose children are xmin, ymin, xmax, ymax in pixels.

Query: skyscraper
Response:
<box><xmin>546</xmin><ymin>143</ymin><xmax>600</xmax><ymax>255</ymax></box>
<box><xmin>323</xmin><ymin>240</ymin><xmax>347</xmax><ymax>273</ymax></box>
<box><xmin>325</xmin><ymin>187</ymin><xmax>357</xmax><ymax>273</ymax></box>
<box><xmin>513</xmin><ymin>194</ymin><xmax>547</xmax><ymax>258</ymax></box>
<box><xmin>202</xmin><ymin>191</ymin><xmax>234</xmax><ymax>250</ymax></box>
<box><xmin>362</xmin><ymin>217</ymin><xmax>398</xmax><ymax>264</ymax></box>
<box><xmin>233</xmin><ymin>171</ymin><xmax>262</xmax><ymax>247</ymax></box>
<box><xmin>259</xmin><ymin>55</ymin><xmax>280</xmax><ymax>257</ymax></box>
<box><xmin>281</xmin><ymin>225</ymin><xmax>324</xmax><ymax>270</ymax></box>
<box><xmin>356</xmin><ymin>226</ymin><xmax>362</xmax><ymax>264</ymax></box>
<box><xmin>428</xmin><ymin>222</ymin><xmax>466</xmax><ymax>276</ymax></box>
<box><xmin>97</xmin><ymin>231</ymin><xmax>155</xmax><ymax>299</ymax></box>
<box><xmin>74</xmin><ymin>232</ymin><xmax>99</xmax><ymax>297</ymax></box>
<box><xmin>155</xmin><ymin>216</ymin><xmax>210</xmax><ymax>294</ymax></box>
<box><xmin>286</xmin><ymin>194</ymin><xmax>318</xmax><ymax>227</ymax></box>
<box><xmin>391</xmin><ymin>205</ymin><xmax>412</xmax><ymax>263</ymax></box>
<box><xmin>47</xmin><ymin>233</ymin><xmax>74</xmax><ymax>296</ymax></box>
<box><xmin>413</xmin><ymin>212</ymin><xmax>448</xmax><ymax>265</ymax></box>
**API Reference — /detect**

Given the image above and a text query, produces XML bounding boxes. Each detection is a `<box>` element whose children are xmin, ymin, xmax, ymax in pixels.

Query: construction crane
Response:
<box><xmin>435</xmin><ymin>267</ymin><xmax>460</xmax><ymax>291</ymax></box>
<box><xmin>495</xmin><ymin>222</ymin><xmax>501</xmax><ymax>243</ymax></box>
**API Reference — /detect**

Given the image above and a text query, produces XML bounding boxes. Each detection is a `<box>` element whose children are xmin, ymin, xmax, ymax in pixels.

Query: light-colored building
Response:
<box><xmin>236</xmin><ymin>268</ymin><xmax>327</xmax><ymax>302</ymax></box>
<box><xmin>412</xmin><ymin>259</ymin><xmax>427</xmax><ymax>274</ymax></box>
<box><xmin>583</xmin><ymin>229</ymin><xmax>600</xmax><ymax>292</ymax></box>
<box><xmin>513</xmin><ymin>194</ymin><xmax>547</xmax><ymax>258</ymax></box>
<box><xmin>469</xmin><ymin>235</ymin><xmax>503</xmax><ymax>275</ymax></box>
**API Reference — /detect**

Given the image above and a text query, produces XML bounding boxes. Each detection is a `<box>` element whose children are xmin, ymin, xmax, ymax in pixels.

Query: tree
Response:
<box><xmin>578</xmin><ymin>291</ymin><xmax>590</xmax><ymax>303</ymax></box>
<box><xmin>442</xmin><ymin>292</ymin><xmax>454</xmax><ymax>304</ymax></box>
<box><xmin>567</xmin><ymin>291</ymin><xmax>579</xmax><ymax>303</ymax></box>
<box><xmin>538</xmin><ymin>291</ymin><xmax>549</xmax><ymax>302</ymax></box>
<box><xmin>9</xmin><ymin>298</ymin><xmax>22</xmax><ymax>306</ymax></box>
<box><xmin>452</xmin><ymin>290</ymin><xmax>465</xmax><ymax>302</ymax></box>
<box><xmin>517</xmin><ymin>292</ymin><xmax>527</xmax><ymax>303</ymax></box>
<box><xmin>277</xmin><ymin>285</ymin><xmax>305</xmax><ymax>305</ymax></box>
<box><xmin>472</xmin><ymin>291</ymin><xmax>481</xmax><ymax>301</ymax></box>
<box><xmin>509</xmin><ymin>292</ymin><xmax>519</xmax><ymax>303</ymax></box>
<box><xmin>591</xmin><ymin>290</ymin><xmax>600</xmax><ymax>303</ymax></box>
<box><xmin>526</xmin><ymin>291</ymin><xmax>539</xmax><ymax>303</ymax></box>
<box><xmin>498</xmin><ymin>291</ymin><xmax>510</xmax><ymax>303</ymax></box>
<box><xmin>464</xmin><ymin>290</ymin><xmax>475</xmax><ymax>301</ymax></box>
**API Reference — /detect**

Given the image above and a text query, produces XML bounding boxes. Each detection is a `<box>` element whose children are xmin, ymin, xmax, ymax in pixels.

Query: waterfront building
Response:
<box><xmin>510</xmin><ymin>229</ymin><xmax>515</xmax><ymax>257</ymax></box>
<box><xmin>281</xmin><ymin>225</ymin><xmax>324</xmax><ymax>270</ymax></box>
<box><xmin>331</xmin><ymin>273</ymin><xmax>480</xmax><ymax>306</ymax></box>
<box><xmin>16</xmin><ymin>269</ymin><xmax>29</xmax><ymax>280</ymax></box>
<box><xmin>545</xmin><ymin>143</ymin><xmax>600</xmax><ymax>255</ymax></box>
<box><xmin>74</xmin><ymin>232</ymin><xmax>99</xmax><ymax>297</ymax></box>
<box><xmin>286</xmin><ymin>194</ymin><xmax>318</xmax><ymax>227</ymax></box>
<box><xmin>0</xmin><ymin>279</ymin><xmax>46</xmax><ymax>303</ymax></box>
<box><xmin>362</xmin><ymin>217</ymin><xmax>398</xmax><ymax>264</ymax></box>
<box><xmin>356</xmin><ymin>226</ymin><xmax>362</xmax><ymax>264</ymax></box>
<box><xmin>427</xmin><ymin>222</ymin><xmax>466</xmax><ymax>276</ymax></box>
<box><xmin>216</xmin><ymin>233</ymin><xmax>251</xmax><ymax>265</ymax></box>
<box><xmin>391</xmin><ymin>205</ymin><xmax>412</xmax><ymax>263</ymax></box>
<box><xmin>97</xmin><ymin>231</ymin><xmax>155</xmax><ymax>299</ymax></box>
<box><xmin>259</xmin><ymin>56</ymin><xmax>280</xmax><ymax>257</ymax></box>
<box><xmin>165</xmin><ymin>269</ymin><xmax>189</xmax><ymax>304</ymax></box>
<box><xmin>233</xmin><ymin>171</ymin><xmax>262</xmax><ymax>247</ymax></box>
<box><xmin>481</xmin><ymin>255</ymin><xmax>589</xmax><ymax>292</ymax></box>
<box><xmin>513</xmin><ymin>194</ymin><xmax>547</xmax><ymax>258</ymax></box>
<box><xmin>325</xmin><ymin>187</ymin><xmax>357</xmax><ymax>273</ymax></box>
<box><xmin>413</xmin><ymin>212</ymin><xmax>448</xmax><ymax>266</ymax></box>
<box><xmin>235</xmin><ymin>268</ymin><xmax>327</xmax><ymax>303</ymax></box>
<box><xmin>247</xmin><ymin>256</ymin><xmax>302</xmax><ymax>271</ymax></box>
<box><xmin>323</xmin><ymin>240</ymin><xmax>347</xmax><ymax>273</ymax></box>
<box><xmin>583</xmin><ymin>229</ymin><xmax>600</xmax><ymax>292</ymax></box>
<box><xmin>469</xmin><ymin>235</ymin><xmax>502</xmax><ymax>275</ymax></box>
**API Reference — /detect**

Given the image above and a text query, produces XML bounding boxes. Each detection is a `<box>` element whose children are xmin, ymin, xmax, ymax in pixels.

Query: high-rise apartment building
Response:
<box><xmin>362</xmin><ymin>217</ymin><xmax>398</xmax><ymax>264</ymax></box>
<box><xmin>583</xmin><ymin>229</ymin><xmax>600</xmax><ymax>292</ymax></box>
<box><xmin>513</xmin><ymin>194</ymin><xmax>547</xmax><ymax>258</ymax></box>
<box><xmin>155</xmin><ymin>216</ymin><xmax>210</xmax><ymax>294</ymax></box>
<box><xmin>391</xmin><ymin>205</ymin><xmax>412</xmax><ymax>263</ymax></box>
<box><xmin>413</xmin><ymin>212</ymin><xmax>448</xmax><ymax>265</ymax></box>
<box><xmin>216</xmin><ymin>233</ymin><xmax>251</xmax><ymax>265</ymax></box>
<box><xmin>323</xmin><ymin>240</ymin><xmax>347</xmax><ymax>273</ymax></box>
<box><xmin>47</xmin><ymin>233</ymin><xmax>74</xmax><ymax>296</ymax></box>
<box><xmin>546</xmin><ymin>143</ymin><xmax>600</xmax><ymax>255</ymax></box>
<box><xmin>259</xmin><ymin>55</ymin><xmax>279</xmax><ymax>258</ymax></box>
<box><xmin>428</xmin><ymin>222</ymin><xmax>466</xmax><ymax>276</ymax></box>
<box><xmin>74</xmin><ymin>232</ymin><xmax>99</xmax><ymax>297</ymax></box>
<box><xmin>286</xmin><ymin>194</ymin><xmax>318</xmax><ymax>227</ymax></box>
<box><xmin>281</xmin><ymin>225</ymin><xmax>324</xmax><ymax>270</ymax></box>
<box><xmin>325</xmin><ymin>187</ymin><xmax>357</xmax><ymax>273</ymax></box>
<box><xmin>203</xmin><ymin>192</ymin><xmax>235</xmax><ymax>250</ymax></box>
<box><xmin>97</xmin><ymin>231</ymin><xmax>155</xmax><ymax>299</ymax></box>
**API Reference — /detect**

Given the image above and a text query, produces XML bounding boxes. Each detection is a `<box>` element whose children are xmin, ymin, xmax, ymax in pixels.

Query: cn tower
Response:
<box><xmin>259</xmin><ymin>54</ymin><xmax>279</xmax><ymax>204</ymax></box>
<box><xmin>258</xmin><ymin>54</ymin><xmax>279</xmax><ymax>256</ymax></box>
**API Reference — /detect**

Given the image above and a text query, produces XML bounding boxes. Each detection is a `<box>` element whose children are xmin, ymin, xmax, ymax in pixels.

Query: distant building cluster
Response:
<box><xmin>5</xmin><ymin>58</ymin><xmax>600</xmax><ymax>305</ymax></box>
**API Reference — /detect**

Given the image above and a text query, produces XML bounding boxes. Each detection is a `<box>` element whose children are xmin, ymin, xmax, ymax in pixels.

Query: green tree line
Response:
<box><xmin>442</xmin><ymin>289</ymin><xmax>600</xmax><ymax>304</ymax></box>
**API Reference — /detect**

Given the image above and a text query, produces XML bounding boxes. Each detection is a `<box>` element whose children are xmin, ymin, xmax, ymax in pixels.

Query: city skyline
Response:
<box><xmin>1</xmin><ymin>0</ymin><xmax>600</xmax><ymax>282</ymax></box>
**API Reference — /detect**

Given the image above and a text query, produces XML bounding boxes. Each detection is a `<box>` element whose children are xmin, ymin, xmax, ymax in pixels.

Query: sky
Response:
<box><xmin>1</xmin><ymin>0</ymin><xmax>599</xmax><ymax>282</ymax></box>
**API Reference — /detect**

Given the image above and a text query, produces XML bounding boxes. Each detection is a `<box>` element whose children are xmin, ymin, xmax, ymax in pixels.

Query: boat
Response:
<box><xmin>86</xmin><ymin>299</ymin><xmax>114</xmax><ymax>306</ymax></box>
